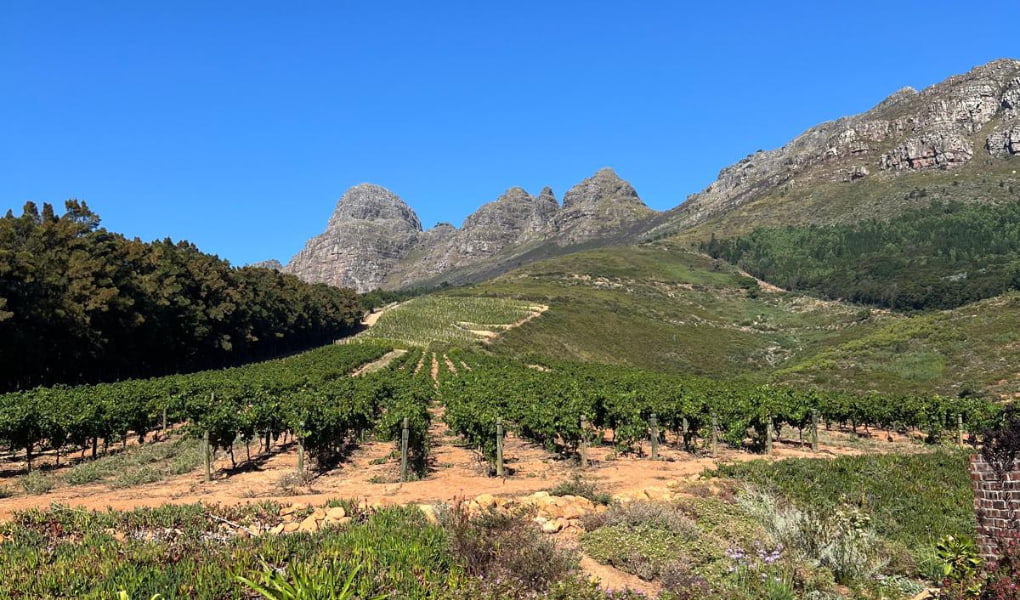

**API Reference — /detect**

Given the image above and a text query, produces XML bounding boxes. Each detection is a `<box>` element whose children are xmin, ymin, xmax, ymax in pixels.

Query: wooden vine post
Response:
<box><xmin>203</xmin><ymin>429</ymin><xmax>212</xmax><ymax>483</ymax></box>
<box><xmin>710</xmin><ymin>413</ymin><xmax>719</xmax><ymax>457</ymax></box>
<box><xmin>765</xmin><ymin>413</ymin><xmax>774</xmax><ymax>455</ymax></box>
<box><xmin>495</xmin><ymin>417</ymin><xmax>505</xmax><ymax>478</ymax></box>
<box><xmin>400</xmin><ymin>417</ymin><xmax>410</xmax><ymax>482</ymax></box>
<box><xmin>811</xmin><ymin>409</ymin><xmax>820</xmax><ymax>452</ymax></box>
<box><xmin>295</xmin><ymin>417</ymin><xmax>306</xmax><ymax>479</ymax></box>
<box><xmin>579</xmin><ymin>415</ymin><xmax>589</xmax><ymax>469</ymax></box>
<box><xmin>203</xmin><ymin>392</ymin><xmax>214</xmax><ymax>482</ymax></box>
<box><xmin>649</xmin><ymin>413</ymin><xmax>659</xmax><ymax>460</ymax></box>
<box><xmin>957</xmin><ymin>413</ymin><xmax>965</xmax><ymax>445</ymax></box>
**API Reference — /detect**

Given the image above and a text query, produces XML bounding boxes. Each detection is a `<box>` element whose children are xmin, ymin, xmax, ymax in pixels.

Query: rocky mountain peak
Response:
<box><xmin>250</xmin><ymin>259</ymin><xmax>283</xmax><ymax>271</ymax></box>
<box><xmin>327</xmin><ymin>183</ymin><xmax>422</xmax><ymax>233</ymax></box>
<box><xmin>561</xmin><ymin>167</ymin><xmax>644</xmax><ymax>210</ymax></box>
<box><xmin>554</xmin><ymin>169</ymin><xmax>653</xmax><ymax>244</ymax></box>
<box><xmin>495</xmin><ymin>187</ymin><xmax>534</xmax><ymax>204</ymax></box>
<box><xmin>284</xmin><ymin>184</ymin><xmax>423</xmax><ymax>293</ymax></box>
<box><xmin>284</xmin><ymin>169</ymin><xmax>657</xmax><ymax>292</ymax></box>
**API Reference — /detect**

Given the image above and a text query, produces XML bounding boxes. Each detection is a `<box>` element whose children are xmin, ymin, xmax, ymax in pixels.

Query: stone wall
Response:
<box><xmin>970</xmin><ymin>453</ymin><xmax>1020</xmax><ymax>561</ymax></box>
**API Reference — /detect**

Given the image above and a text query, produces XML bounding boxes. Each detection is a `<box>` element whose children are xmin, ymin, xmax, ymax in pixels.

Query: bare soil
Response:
<box><xmin>0</xmin><ymin>418</ymin><xmax>920</xmax><ymax>520</ymax></box>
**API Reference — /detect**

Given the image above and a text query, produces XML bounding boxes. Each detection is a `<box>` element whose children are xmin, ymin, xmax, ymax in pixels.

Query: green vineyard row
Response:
<box><xmin>440</xmin><ymin>350</ymin><xmax>1000</xmax><ymax>461</ymax></box>
<box><xmin>0</xmin><ymin>343</ymin><xmax>434</xmax><ymax>477</ymax></box>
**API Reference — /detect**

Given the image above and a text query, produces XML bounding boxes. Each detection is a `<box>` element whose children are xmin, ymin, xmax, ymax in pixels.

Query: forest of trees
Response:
<box><xmin>702</xmin><ymin>200</ymin><xmax>1020</xmax><ymax>311</ymax></box>
<box><xmin>0</xmin><ymin>200</ymin><xmax>364</xmax><ymax>391</ymax></box>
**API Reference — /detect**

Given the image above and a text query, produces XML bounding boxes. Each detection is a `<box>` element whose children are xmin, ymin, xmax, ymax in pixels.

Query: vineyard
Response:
<box><xmin>0</xmin><ymin>339</ymin><xmax>1000</xmax><ymax>487</ymax></box>
<box><xmin>0</xmin><ymin>335</ymin><xmax>1009</xmax><ymax>599</ymax></box>
<box><xmin>0</xmin><ymin>342</ymin><xmax>436</xmax><ymax>482</ymax></box>
<box><xmin>355</xmin><ymin>296</ymin><xmax>542</xmax><ymax>345</ymax></box>
<box><xmin>439</xmin><ymin>350</ymin><xmax>999</xmax><ymax>468</ymax></box>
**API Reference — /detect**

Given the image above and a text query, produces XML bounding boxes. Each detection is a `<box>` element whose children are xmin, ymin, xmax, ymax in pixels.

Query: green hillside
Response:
<box><xmin>448</xmin><ymin>245</ymin><xmax>892</xmax><ymax>379</ymax></box>
<box><xmin>775</xmin><ymin>292</ymin><xmax>1020</xmax><ymax>399</ymax></box>
<box><xmin>701</xmin><ymin>198</ymin><xmax>1020</xmax><ymax>311</ymax></box>
<box><xmin>665</xmin><ymin>155</ymin><xmax>1020</xmax><ymax>244</ymax></box>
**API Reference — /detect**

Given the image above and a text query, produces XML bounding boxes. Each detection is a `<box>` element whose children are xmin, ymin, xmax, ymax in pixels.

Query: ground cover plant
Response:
<box><xmin>575</xmin><ymin>450</ymin><xmax>974</xmax><ymax>599</ymax></box>
<box><xmin>0</xmin><ymin>501</ymin><xmax>639</xmax><ymax>600</ymax></box>
<box><xmin>712</xmin><ymin>450</ymin><xmax>976</xmax><ymax>570</ymax></box>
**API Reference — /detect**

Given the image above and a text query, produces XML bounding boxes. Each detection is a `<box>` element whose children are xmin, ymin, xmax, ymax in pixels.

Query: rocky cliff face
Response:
<box><xmin>657</xmin><ymin>58</ymin><xmax>1020</xmax><ymax>234</ymax></box>
<box><xmin>555</xmin><ymin>168</ymin><xmax>654</xmax><ymax>244</ymax></box>
<box><xmin>285</xmin><ymin>169</ymin><xmax>655</xmax><ymax>292</ymax></box>
<box><xmin>284</xmin><ymin>184</ymin><xmax>422</xmax><ymax>292</ymax></box>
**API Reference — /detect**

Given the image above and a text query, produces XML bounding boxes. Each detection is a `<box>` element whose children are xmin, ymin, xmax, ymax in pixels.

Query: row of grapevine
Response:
<box><xmin>439</xmin><ymin>350</ymin><xmax>1000</xmax><ymax>464</ymax></box>
<box><xmin>0</xmin><ymin>342</ymin><xmax>437</xmax><ymax>476</ymax></box>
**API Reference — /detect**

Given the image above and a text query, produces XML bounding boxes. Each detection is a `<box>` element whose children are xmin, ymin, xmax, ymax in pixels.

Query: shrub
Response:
<box><xmin>20</xmin><ymin>470</ymin><xmax>54</xmax><ymax>495</ymax></box>
<box><xmin>549</xmin><ymin>474</ymin><xmax>612</xmax><ymax>505</ymax></box>
<box><xmin>581</xmin><ymin>501</ymin><xmax>698</xmax><ymax>538</ymax></box>
<box><xmin>659</xmin><ymin>560</ymin><xmax>711</xmax><ymax>600</ymax></box>
<box><xmin>737</xmin><ymin>487</ymin><xmax>884</xmax><ymax>584</ymax></box>
<box><xmin>438</xmin><ymin>500</ymin><xmax>575</xmax><ymax>598</ymax></box>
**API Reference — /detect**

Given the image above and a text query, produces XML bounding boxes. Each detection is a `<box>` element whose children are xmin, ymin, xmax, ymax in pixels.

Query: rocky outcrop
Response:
<box><xmin>284</xmin><ymin>170</ymin><xmax>655</xmax><ymax>292</ymax></box>
<box><xmin>284</xmin><ymin>184</ymin><xmax>422</xmax><ymax>292</ymax></box>
<box><xmin>880</xmin><ymin>129</ymin><xmax>974</xmax><ymax>170</ymax></box>
<box><xmin>986</xmin><ymin>124</ymin><xmax>1020</xmax><ymax>156</ymax></box>
<box><xmin>554</xmin><ymin>168</ymin><xmax>654</xmax><ymax>244</ymax></box>
<box><xmin>653</xmin><ymin>58</ymin><xmax>1020</xmax><ymax>235</ymax></box>
<box><xmin>250</xmin><ymin>259</ymin><xmax>283</xmax><ymax>271</ymax></box>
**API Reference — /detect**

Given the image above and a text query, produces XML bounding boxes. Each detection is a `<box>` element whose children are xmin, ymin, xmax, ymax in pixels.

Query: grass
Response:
<box><xmin>548</xmin><ymin>474</ymin><xmax>612</xmax><ymax>505</ymax></box>
<box><xmin>357</xmin><ymin>295</ymin><xmax>538</xmax><ymax>346</ymax></box>
<box><xmin>710</xmin><ymin>449</ymin><xmax>975</xmax><ymax>559</ymax></box>
<box><xmin>19</xmin><ymin>469</ymin><xmax>54</xmax><ymax>495</ymax></box>
<box><xmin>63</xmin><ymin>436</ymin><xmax>204</xmax><ymax>489</ymax></box>
<box><xmin>775</xmin><ymin>293</ymin><xmax>1020</xmax><ymax>398</ymax></box>
<box><xmin>459</xmin><ymin>245</ymin><xmax>891</xmax><ymax>379</ymax></box>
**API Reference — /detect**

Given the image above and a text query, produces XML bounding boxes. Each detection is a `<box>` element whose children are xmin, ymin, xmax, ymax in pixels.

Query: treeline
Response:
<box><xmin>702</xmin><ymin>200</ymin><xmax>1020</xmax><ymax>311</ymax></box>
<box><xmin>0</xmin><ymin>200</ymin><xmax>363</xmax><ymax>391</ymax></box>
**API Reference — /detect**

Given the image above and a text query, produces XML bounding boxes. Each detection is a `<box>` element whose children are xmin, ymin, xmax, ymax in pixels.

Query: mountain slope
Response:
<box><xmin>448</xmin><ymin>245</ymin><xmax>892</xmax><ymax>378</ymax></box>
<box><xmin>649</xmin><ymin>58</ymin><xmax>1020</xmax><ymax>242</ymax></box>
<box><xmin>431</xmin><ymin>243</ymin><xmax>1020</xmax><ymax>399</ymax></box>
<box><xmin>774</xmin><ymin>292</ymin><xmax>1020</xmax><ymax>399</ymax></box>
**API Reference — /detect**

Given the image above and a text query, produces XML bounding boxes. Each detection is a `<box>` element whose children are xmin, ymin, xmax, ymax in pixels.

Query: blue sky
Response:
<box><xmin>3</xmin><ymin>1</ymin><xmax>1019</xmax><ymax>266</ymax></box>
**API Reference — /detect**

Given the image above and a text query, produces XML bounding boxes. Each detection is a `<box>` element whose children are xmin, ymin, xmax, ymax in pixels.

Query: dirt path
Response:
<box><xmin>0</xmin><ymin>406</ymin><xmax>927</xmax><ymax>595</ymax></box>
<box><xmin>361</xmin><ymin>302</ymin><xmax>400</xmax><ymax>328</ymax></box>
<box><xmin>579</xmin><ymin>554</ymin><xmax>661</xmax><ymax>596</ymax></box>
<box><xmin>351</xmin><ymin>349</ymin><xmax>408</xmax><ymax>376</ymax></box>
<box><xmin>0</xmin><ymin>423</ymin><xmax>914</xmax><ymax>520</ymax></box>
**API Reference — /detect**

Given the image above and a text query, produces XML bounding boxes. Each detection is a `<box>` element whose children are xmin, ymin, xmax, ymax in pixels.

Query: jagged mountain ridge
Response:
<box><xmin>284</xmin><ymin>168</ymin><xmax>656</xmax><ymax>292</ymax></box>
<box><xmin>646</xmin><ymin>58</ymin><xmax>1020</xmax><ymax>239</ymax></box>
<box><xmin>281</xmin><ymin>58</ymin><xmax>1020</xmax><ymax>292</ymax></box>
